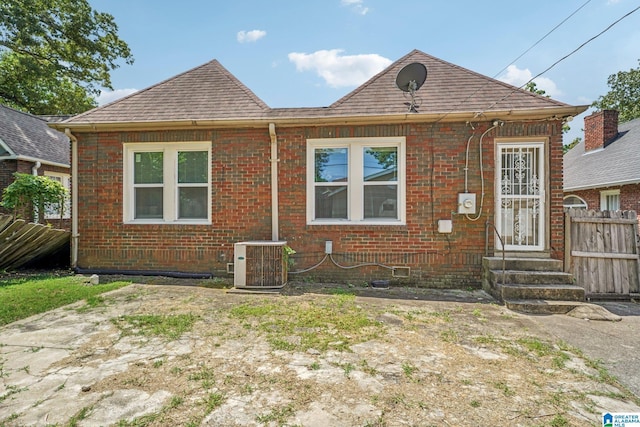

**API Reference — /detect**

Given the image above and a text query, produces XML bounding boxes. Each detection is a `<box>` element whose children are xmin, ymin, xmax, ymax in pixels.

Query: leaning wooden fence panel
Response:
<box><xmin>565</xmin><ymin>209</ymin><xmax>640</xmax><ymax>297</ymax></box>
<box><xmin>0</xmin><ymin>214</ymin><xmax>70</xmax><ymax>271</ymax></box>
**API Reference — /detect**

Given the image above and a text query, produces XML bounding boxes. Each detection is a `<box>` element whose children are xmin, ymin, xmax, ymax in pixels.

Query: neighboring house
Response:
<box><xmin>51</xmin><ymin>49</ymin><xmax>586</xmax><ymax>286</ymax></box>
<box><xmin>0</xmin><ymin>104</ymin><xmax>71</xmax><ymax>228</ymax></box>
<box><xmin>564</xmin><ymin>110</ymin><xmax>640</xmax><ymax>226</ymax></box>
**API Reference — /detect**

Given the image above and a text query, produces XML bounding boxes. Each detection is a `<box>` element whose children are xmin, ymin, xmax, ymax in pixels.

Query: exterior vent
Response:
<box><xmin>233</xmin><ymin>241</ymin><xmax>288</xmax><ymax>289</ymax></box>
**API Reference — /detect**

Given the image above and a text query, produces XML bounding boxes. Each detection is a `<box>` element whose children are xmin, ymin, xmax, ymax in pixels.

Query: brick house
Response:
<box><xmin>564</xmin><ymin>110</ymin><xmax>640</xmax><ymax>227</ymax></box>
<box><xmin>0</xmin><ymin>104</ymin><xmax>71</xmax><ymax>228</ymax></box>
<box><xmin>52</xmin><ymin>49</ymin><xmax>586</xmax><ymax>286</ymax></box>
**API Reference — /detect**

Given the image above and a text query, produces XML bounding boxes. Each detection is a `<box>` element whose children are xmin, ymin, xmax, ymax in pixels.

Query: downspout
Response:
<box><xmin>65</xmin><ymin>128</ymin><xmax>79</xmax><ymax>269</ymax></box>
<box><xmin>268</xmin><ymin>123</ymin><xmax>279</xmax><ymax>241</ymax></box>
<box><xmin>31</xmin><ymin>161</ymin><xmax>41</xmax><ymax>223</ymax></box>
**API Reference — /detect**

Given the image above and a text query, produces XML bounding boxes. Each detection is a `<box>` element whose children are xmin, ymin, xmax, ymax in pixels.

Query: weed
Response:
<box><xmin>76</xmin><ymin>295</ymin><xmax>106</xmax><ymax>313</ymax></box>
<box><xmin>401</xmin><ymin>362</ymin><xmax>418</xmax><ymax>378</ymax></box>
<box><xmin>517</xmin><ymin>337</ymin><xmax>554</xmax><ymax>357</ymax></box>
<box><xmin>255</xmin><ymin>404</ymin><xmax>294</xmax><ymax>425</ymax></box>
<box><xmin>470</xmin><ymin>400</ymin><xmax>481</xmax><ymax>408</ymax></box>
<box><xmin>493</xmin><ymin>381</ymin><xmax>515</xmax><ymax>397</ymax></box>
<box><xmin>203</xmin><ymin>392</ymin><xmax>225</xmax><ymax>414</ymax></box>
<box><xmin>440</xmin><ymin>329</ymin><xmax>459</xmax><ymax>343</ymax></box>
<box><xmin>549</xmin><ymin>414</ymin><xmax>569</xmax><ymax>427</ymax></box>
<box><xmin>67</xmin><ymin>404</ymin><xmax>94</xmax><ymax>427</ymax></box>
<box><xmin>152</xmin><ymin>359</ymin><xmax>164</xmax><ymax>368</ymax></box>
<box><xmin>0</xmin><ymin>385</ymin><xmax>28</xmax><ymax>403</ymax></box>
<box><xmin>360</xmin><ymin>359</ymin><xmax>378</xmax><ymax>376</ymax></box>
<box><xmin>308</xmin><ymin>362</ymin><xmax>321</xmax><ymax>370</ymax></box>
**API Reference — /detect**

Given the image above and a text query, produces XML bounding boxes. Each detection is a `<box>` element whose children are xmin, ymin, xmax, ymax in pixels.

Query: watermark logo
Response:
<box><xmin>603</xmin><ymin>413</ymin><xmax>640</xmax><ymax>427</ymax></box>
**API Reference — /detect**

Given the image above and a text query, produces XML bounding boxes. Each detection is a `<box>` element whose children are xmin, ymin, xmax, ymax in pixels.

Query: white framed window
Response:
<box><xmin>600</xmin><ymin>189</ymin><xmax>620</xmax><ymax>211</ymax></box>
<box><xmin>306</xmin><ymin>137</ymin><xmax>406</xmax><ymax>225</ymax></box>
<box><xmin>123</xmin><ymin>142</ymin><xmax>211</xmax><ymax>224</ymax></box>
<box><xmin>563</xmin><ymin>195</ymin><xmax>588</xmax><ymax>209</ymax></box>
<box><xmin>44</xmin><ymin>171</ymin><xmax>71</xmax><ymax>219</ymax></box>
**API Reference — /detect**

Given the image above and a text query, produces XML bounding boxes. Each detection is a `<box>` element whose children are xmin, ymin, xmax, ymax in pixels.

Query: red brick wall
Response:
<box><xmin>73</xmin><ymin>119</ymin><xmax>565</xmax><ymax>287</ymax></box>
<box><xmin>584</xmin><ymin>110</ymin><xmax>618</xmax><ymax>152</ymax></box>
<box><xmin>567</xmin><ymin>184</ymin><xmax>640</xmax><ymax>231</ymax></box>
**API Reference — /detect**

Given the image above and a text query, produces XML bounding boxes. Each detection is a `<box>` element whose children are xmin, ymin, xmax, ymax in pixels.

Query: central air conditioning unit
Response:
<box><xmin>233</xmin><ymin>241</ymin><xmax>288</xmax><ymax>289</ymax></box>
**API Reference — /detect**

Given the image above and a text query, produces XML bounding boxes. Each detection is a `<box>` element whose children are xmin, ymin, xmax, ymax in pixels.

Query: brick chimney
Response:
<box><xmin>584</xmin><ymin>110</ymin><xmax>619</xmax><ymax>152</ymax></box>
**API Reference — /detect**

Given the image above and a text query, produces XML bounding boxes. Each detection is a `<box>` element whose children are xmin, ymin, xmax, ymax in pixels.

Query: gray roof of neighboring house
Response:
<box><xmin>0</xmin><ymin>104</ymin><xmax>70</xmax><ymax>167</ymax></box>
<box><xmin>60</xmin><ymin>50</ymin><xmax>583</xmax><ymax>127</ymax></box>
<box><xmin>564</xmin><ymin>116</ymin><xmax>640</xmax><ymax>191</ymax></box>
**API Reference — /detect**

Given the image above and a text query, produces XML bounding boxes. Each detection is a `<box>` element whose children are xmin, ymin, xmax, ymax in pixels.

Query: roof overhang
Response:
<box><xmin>564</xmin><ymin>178</ymin><xmax>640</xmax><ymax>192</ymax></box>
<box><xmin>0</xmin><ymin>154</ymin><xmax>70</xmax><ymax>169</ymax></box>
<box><xmin>50</xmin><ymin>105</ymin><xmax>588</xmax><ymax>133</ymax></box>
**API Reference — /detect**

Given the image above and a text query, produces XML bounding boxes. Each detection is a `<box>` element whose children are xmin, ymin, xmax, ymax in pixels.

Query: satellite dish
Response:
<box><xmin>396</xmin><ymin>63</ymin><xmax>427</xmax><ymax>93</ymax></box>
<box><xmin>395</xmin><ymin>63</ymin><xmax>427</xmax><ymax>112</ymax></box>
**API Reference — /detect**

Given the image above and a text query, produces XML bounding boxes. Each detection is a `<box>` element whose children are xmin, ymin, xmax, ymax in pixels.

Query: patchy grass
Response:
<box><xmin>228</xmin><ymin>294</ymin><xmax>383</xmax><ymax>352</ymax></box>
<box><xmin>0</xmin><ymin>275</ymin><xmax>130</xmax><ymax>326</ymax></box>
<box><xmin>111</xmin><ymin>313</ymin><xmax>198</xmax><ymax>340</ymax></box>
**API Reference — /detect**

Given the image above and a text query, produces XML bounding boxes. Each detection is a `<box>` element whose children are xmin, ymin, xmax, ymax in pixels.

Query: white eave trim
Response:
<box><xmin>50</xmin><ymin>105</ymin><xmax>589</xmax><ymax>133</ymax></box>
<box><xmin>0</xmin><ymin>154</ymin><xmax>70</xmax><ymax>169</ymax></box>
<box><xmin>564</xmin><ymin>178</ymin><xmax>640</xmax><ymax>192</ymax></box>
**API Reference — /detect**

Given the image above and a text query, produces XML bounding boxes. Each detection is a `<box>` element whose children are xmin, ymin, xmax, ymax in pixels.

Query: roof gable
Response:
<box><xmin>0</xmin><ymin>104</ymin><xmax>69</xmax><ymax>166</ymax></box>
<box><xmin>564</xmin><ymin>117</ymin><xmax>640</xmax><ymax>190</ymax></box>
<box><xmin>330</xmin><ymin>50</ymin><xmax>568</xmax><ymax>115</ymax></box>
<box><xmin>68</xmin><ymin>60</ymin><xmax>270</xmax><ymax>124</ymax></box>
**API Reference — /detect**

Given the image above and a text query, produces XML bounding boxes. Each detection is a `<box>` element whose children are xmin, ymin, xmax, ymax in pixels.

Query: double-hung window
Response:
<box><xmin>600</xmin><ymin>189</ymin><xmax>620</xmax><ymax>211</ymax></box>
<box><xmin>307</xmin><ymin>137</ymin><xmax>406</xmax><ymax>225</ymax></box>
<box><xmin>124</xmin><ymin>142</ymin><xmax>211</xmax><ymax>224</ymax></box>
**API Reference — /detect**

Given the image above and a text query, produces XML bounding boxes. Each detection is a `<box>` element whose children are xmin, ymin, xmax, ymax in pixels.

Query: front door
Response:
<box><xmin>496</xmin><ymin>143</ymin><xmax>545</xmax><ymax>251</ymax></box>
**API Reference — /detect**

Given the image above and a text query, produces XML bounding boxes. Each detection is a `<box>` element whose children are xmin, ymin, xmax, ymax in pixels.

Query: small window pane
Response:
<box><xmin>364</xmin><ymin>147</ymin><xmax>397</xmax><ymax>181</ymax></box>
<box><xmin>135</xmin><ymin>187</ymin><xmax>163</xmax><ymax>218</ymax></box>
<box><xmin>134</xmin><ymin>152</ymin><xmax>163</xmax><ymax>184</ymax></box>
<box><xmin>315</xmin><ymin>148</ymin><xmax>348</xmax><ymax>182</ymax></box>
<box><xmin>364</xmin><ymin>185</ymin><xmax>398</xmax><ymax>219</ymax></box>
<box><xmin>179</xmin><ymin>187</ymin><xmax>208</xmax><ymax>219</ymax></box>
<box><xmin>178</xmin><ymin>151</ymin><xmax>208</xmax><ymax>183</ymax></box>
<box><xmin>315</xmin><ymin>186</ymin><xmax>347</xmax><ymax>219</ymax></box>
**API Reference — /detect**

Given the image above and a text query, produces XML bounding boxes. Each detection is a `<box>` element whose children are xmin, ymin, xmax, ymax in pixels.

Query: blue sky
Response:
<box><xmin>91</xmin><ymin>0</ymin><xmax>640</xmax><ymax>143</ymax></box>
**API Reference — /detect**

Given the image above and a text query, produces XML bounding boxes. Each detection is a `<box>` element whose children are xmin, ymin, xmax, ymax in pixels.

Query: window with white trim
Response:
<box><xmin>600</xmin><ymin>189</ymin><xmax>620</xmax><ymax>211</ymax></box>
<box><xmin>307</xmin><ymin>137</ymin><xmax>406</xmax><ymax>224</ymax></box>
<box><xmin>44</xmin><ymin>171</ymin><xmax>71</xmax><ymax>219</ymax></box>
<box><xmin>123</xmin><ymin>142</ymin><xmax>211</xmax><ymax>224</ymax></box>
<box><xmin>563</xmin><ymin>195</ymin><xmax>587</xmax><ymax>210</ymax></box>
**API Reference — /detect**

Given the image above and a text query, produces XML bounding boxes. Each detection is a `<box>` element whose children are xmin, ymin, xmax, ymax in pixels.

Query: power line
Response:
<box><xmin>480</xmin><ymin>4</ymin><xmax>640</xmax><ymax>115</ymax></box>
<box><xmin>492</xmin><ymin>0</ymin><xmax>593</xmax><ymax>79</ymax></box>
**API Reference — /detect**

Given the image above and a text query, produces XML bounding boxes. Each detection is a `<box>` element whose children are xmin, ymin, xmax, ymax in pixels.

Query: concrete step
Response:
<box><xmin>490</xmin><ymin>270</ymin><xmax>573</xmax><ymax>285</ymax></box>
<box><xmin>483</xmin><ymin>257</ymin><xmax>563</xmax><ymax>272</ymax></box>
<box><xmin>504</xmin><ymin>299</ymin><xmax>585</xmax><ymax>315</ymax></box>
<box><xmin>500</xmin><ymin>283</ymin><xmax>585</xmax><ymax>301</ymax></box>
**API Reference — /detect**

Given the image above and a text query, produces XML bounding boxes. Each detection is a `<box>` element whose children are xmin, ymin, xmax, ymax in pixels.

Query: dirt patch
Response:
<box><xmin>1</xmin><ymin>282</ymin><xmax>638</xmax><ymax>426</ymax></box>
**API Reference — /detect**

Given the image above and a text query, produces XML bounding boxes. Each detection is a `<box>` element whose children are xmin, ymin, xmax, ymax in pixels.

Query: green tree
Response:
<box><xmin>592</xmin><ymin>59</ymin><xmax>640</xmax><ymax>123</ymax></box>
<box><xmin>525</xmin><ymin>81</ymin><xmax>548</xmax><ymax>97</ymax></box>
<box><xmin>563</xmin><ymin>137</ymin><xmax>581</xmax><ymax>154</ymax></box>
<box><xmin>1</xmin><ymin>173</ymin><xmax>69</xmax><ymax>225</ymax></box>
<box><xmin>0</xmin><ymin>0</ymin><xmax>133</xmax><ymax>115</ymax></box>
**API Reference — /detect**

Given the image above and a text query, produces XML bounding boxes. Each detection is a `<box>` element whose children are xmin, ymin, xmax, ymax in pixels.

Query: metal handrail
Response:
<box><xmin>485</xmin><ymin>221</ymin><xmax>506</xmax><ymax>286</ymax></box>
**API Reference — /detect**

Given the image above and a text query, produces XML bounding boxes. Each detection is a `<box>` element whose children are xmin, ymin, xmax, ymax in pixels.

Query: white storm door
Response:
<box><xmin>497</xmin><ymin>143</ymin><xmax>545</xmax><ymax>251</ymax></box>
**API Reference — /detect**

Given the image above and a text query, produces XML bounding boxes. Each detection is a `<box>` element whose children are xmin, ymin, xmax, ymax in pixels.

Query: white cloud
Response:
<box><xmin>96</xmin><ymin>88</ymin><xmax>138</xmax><ymax>105</ymax></box>
<box><xmin>341</xmin><ymin>0</ymin><xmax>369</xmax><ymax>15</ymax></box>
<box><xmin>288</xmin><ymin>49</ymin><xmax>392</xmax><ymax>88</ymax></box>
<box><xmin>498</xmin><ymin>65</ymin><xmax>562</xmax><ymax>98</ymax></box>
<box><xmin>237</xmin><ymin>30</ymin><xmax>267</xmax><ymax>43</ymax></box>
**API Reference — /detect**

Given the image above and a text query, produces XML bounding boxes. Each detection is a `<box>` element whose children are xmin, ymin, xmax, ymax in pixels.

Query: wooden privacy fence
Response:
<box><xmin>565</xmin><ymin>209</ymin><xmax>640</xmax><ymax>297</ymax></box>
<box><xmin>0</xmin><ymin>214</ymin><xmax>70</xmax><ymax>271</ymax></box>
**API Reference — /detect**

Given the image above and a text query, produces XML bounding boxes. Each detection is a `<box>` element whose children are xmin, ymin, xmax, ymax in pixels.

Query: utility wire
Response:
<box><xmin>481</xmin><ymin>4</ymin><xmax>640</xmax><ymax>114</ymax></box>
<box><xmin>491</xmin><ymin>0</ymin><xmax>593</xmax><ymax>79</ymax></box>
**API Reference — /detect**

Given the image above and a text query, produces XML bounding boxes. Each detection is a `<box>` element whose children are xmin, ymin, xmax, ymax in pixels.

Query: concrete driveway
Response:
<box><xmin>0</xmin><ymin>283</ymin><xmax>639</xmax><ymax>426</ymax></box>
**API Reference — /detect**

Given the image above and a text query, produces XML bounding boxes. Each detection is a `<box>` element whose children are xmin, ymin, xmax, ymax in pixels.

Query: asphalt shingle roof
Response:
<box><xmin>564</xmin><ymin>117</ymin><xmax>640</xmax><ymax>190</ymax></box>
<box><xmin>0</xmin><ymin>104</ymin><xmax>70</xmax><ymax>166</ymax></box>
<box><xmin>62</xmin><ymin>49</ymin><xmax>579</xmax><ymax>126</ymax></box>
